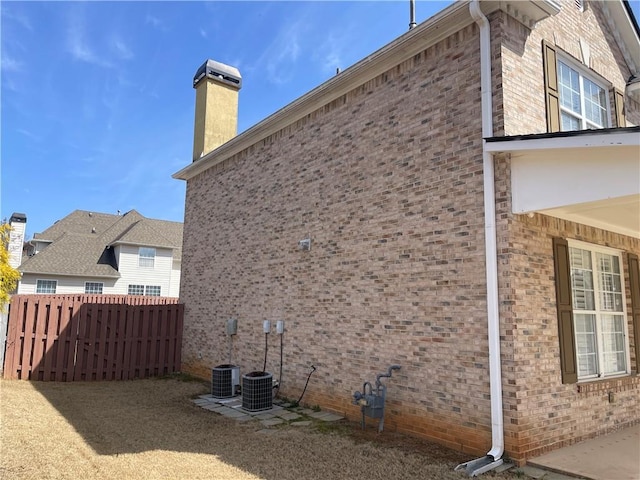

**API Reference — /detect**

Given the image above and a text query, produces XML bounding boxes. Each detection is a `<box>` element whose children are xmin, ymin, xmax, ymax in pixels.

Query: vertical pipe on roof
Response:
<box><xmin>455</xmin><ymin>0</ymin><xmax>504</xmax><ymax>476</ymax></box>
<box><xmin>409</xmin><ymin>0</ymin><xmax>417</xmax><ymax>29</ymax></box>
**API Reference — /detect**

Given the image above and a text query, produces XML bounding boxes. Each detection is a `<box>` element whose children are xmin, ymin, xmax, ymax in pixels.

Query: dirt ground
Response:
<box><xmin>0</xmin><ymin>376</ymin><xmax>522</xmax><ymax>480</ymax></box>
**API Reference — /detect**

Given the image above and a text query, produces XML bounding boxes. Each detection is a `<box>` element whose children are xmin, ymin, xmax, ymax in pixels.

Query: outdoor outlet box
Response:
<box><xmin>276</xmin><ymin>320</ymin><xmax>284</xmax><ymax>334</ymax></box>
<box><xmin>263</xmin><ymin>320</ymin><xmax>271</xmax><ymax>334</ymax></box>
<box><xmin>227</xmin><ymin>318</ymin><xmax>238</xmax><ymax>336</ymax></box>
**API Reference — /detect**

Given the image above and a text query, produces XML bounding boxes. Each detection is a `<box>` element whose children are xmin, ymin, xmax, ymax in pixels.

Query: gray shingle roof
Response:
<box><xmin>19</xmin><ymin>210</ymin><xmax>183</xmax><ymax>277</ymax></box>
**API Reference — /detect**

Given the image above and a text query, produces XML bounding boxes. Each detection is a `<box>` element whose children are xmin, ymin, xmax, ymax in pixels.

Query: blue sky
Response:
<box><xmin>1</xmin><ymin>0</ymin><xmax>454</xmax><ymax>238</ymax></box>
<box><xmin>1</xmin><ymin>1</ymin><xmax>638</xmax><ymax>239</ymax></box>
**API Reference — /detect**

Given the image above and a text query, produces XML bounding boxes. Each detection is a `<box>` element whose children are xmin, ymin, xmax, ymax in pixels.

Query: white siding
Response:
<box><xmin>114</xmin><ymin>245</ymin><xmax>175</xmax><ymax>296</ymax></box>
<box><xmin>169</xmin><ymin>259</ymin><xmax>181</xmax><ymax>297</ymax></box>
<box><xmin>17</xmin><ymin>245</ymin><xmax>180</xmax><ymax>297</ymax></box>
<box><xmin>18</xmin><ymin>275</ymin><xmax>118</xmax><ymax>294</ymax></box>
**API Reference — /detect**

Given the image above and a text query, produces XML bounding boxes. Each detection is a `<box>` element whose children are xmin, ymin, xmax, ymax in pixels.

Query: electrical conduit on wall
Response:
<box><xmin>455</xmin><ymin>0</ymin><xmax>504</xmax><ymax>476</ymax></box>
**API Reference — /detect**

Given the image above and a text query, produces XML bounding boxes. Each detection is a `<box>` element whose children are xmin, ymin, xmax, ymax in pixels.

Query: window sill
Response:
<box><xmin>576</xmin><ymin>374</ymin><xmax>639</xmax><ymax>395</ymax></box>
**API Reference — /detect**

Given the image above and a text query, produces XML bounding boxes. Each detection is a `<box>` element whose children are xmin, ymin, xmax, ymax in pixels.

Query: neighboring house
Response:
<box><xmin>10</xmin><ymin>210</ymin><xmax>182</xmax><ymax>297</ymax></box>
<box><xmin>173</xmin><ymin>0</ymin><xmax>639</xmax><ymax>470</ymax></box>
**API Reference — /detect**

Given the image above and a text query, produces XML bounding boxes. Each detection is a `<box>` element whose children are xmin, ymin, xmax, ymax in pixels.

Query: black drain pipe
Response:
<box><xmin>297</xmin><ymin>365</ymin><xmax>316</xmax><ymax>405</ymax></box>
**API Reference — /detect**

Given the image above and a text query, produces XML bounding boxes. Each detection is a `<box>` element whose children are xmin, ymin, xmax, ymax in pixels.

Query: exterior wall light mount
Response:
<box><xmin>298</xmin><ymin>237</ymin><xmax>311</xmax><ymax>251</ymax></box>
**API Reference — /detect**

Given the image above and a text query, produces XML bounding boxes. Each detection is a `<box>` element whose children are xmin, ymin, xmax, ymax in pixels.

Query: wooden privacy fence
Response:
<box><xmin>3</xmin><ymin>295</ymin><xmax>184</xmax><ymax>381</ymax></box>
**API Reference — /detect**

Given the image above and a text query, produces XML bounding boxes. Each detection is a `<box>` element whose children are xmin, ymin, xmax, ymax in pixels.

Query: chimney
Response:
<box><xmin>8</xmin><ymin>213</ymin><xmax>26</xmax><ymax>269</ymax></box>
<box><xmin>192</xmin><ymin>59</ymin><xmax>242</xmax><ymax>161</ymax></box>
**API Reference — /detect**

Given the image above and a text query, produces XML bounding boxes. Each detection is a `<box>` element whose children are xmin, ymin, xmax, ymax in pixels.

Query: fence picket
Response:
<box><xmin>55</xmin><ymin>298</ymin><xmax>72</xmax><ymax>381</ymax></box>
<box><xmin>111</xmin><ymin>304</ymin><xmax>126</xmax><ymax>380</ymax></box>
<box><xmin>41</xmin><ymin>299</ymin><xmax>61</xmax><ymax>381</ymax></box>
<box><xmin>94</xmin><ymin>304</ymin><xmax>109</xmax><ymax>381</ymax></box>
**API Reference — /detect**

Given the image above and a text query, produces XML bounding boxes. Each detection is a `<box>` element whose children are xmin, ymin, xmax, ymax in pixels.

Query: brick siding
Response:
<box><xmin>180</xmin><ymin>1</ymin><xmax>639</xmax><ymax>464</ymax></box>
<box><xmin>496</xmin><ymin>1</ymin><xmax>640</xmax><ymax>462</ymax></box>
<box><xmin>181</xmin><ymin>23</ymin><xmax>495</xmax><ymax>456</ymax></box>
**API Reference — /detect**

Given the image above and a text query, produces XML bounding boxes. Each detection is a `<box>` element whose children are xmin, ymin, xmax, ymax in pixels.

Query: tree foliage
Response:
<box><xmin>1</xmin><ymin>223</ymin><xmax>21</xmax><ymax>310</ymax></box>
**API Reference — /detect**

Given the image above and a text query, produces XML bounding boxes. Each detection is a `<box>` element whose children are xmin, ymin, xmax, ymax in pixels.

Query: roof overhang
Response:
<box><xmin>603</xmin><ymin>0</ymin><xmax>640</xmax><ymax>74</ymax></box>
<box><xmin>486</xmin><ymin>127</ymin><xmax>640</xmax><ymax>239</ymax></box>
<box><xmin>109</xmin><ymin>241</ymin><xmax>176</xmax><ymax>250</ymax></box>
<box><xmin>173</xmin><ymin>0</ymin><xmax>563</xmax><ymax>182</ymax></box>
<box><xmin>19</xmin><ymin>270</ymin><xmax>121</xmax><ymax>279</ymax></box>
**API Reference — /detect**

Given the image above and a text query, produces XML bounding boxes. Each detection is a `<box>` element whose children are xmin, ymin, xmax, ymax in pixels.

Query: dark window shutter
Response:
<box><xmin>543</xmin><ymin>41</ymin><xmax>561</xmax><ymax>133</ymax></box>
<box><xmin>553</xmin><ymin>237</ymin><xmax>578</xmax><ymax>384</ymax></box>
<box><xmin>628</xmin><ymin>253</ymin><xmax>640</xmax><ymax>373</ymax></box>
<box><xmin>614</xmin><ymin>88</ymin><xmax>626</xmax><ymax>128</ymax></box>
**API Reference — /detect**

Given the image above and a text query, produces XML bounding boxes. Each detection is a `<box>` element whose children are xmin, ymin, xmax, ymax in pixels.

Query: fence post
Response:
<box><xmin>0</xmin><ymin>305</ymin><xmax>8</xmax><ymax>376</ymax></box>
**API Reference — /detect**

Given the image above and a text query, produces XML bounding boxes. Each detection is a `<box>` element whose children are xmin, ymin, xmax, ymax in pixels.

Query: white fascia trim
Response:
<box><xmin>485</xmin><ymin>130</ymin><xmax>640</xmax><ymax>152</ymax></box>
<box><xmin>22</xmin><ymin>272</ymin><xmax>121</xmax><ymax>279</ymax></box>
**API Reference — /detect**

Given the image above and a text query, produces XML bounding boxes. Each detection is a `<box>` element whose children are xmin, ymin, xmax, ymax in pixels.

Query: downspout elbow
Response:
<box><xmin>469</xmin><ymin>0</ymin><xmax>492</xmax><ymax>137</ymax></box>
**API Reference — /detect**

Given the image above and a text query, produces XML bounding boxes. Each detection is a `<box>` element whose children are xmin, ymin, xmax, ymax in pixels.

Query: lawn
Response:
<box><xmin>0</xmin><ymin>376</ymin><xmax>520</xmax><ymax>479</ymax></box>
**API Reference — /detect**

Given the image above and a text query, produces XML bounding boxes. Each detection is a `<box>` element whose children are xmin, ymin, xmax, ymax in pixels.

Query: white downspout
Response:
<box><xmin>455</xmin><ymin>0</ymin><xmax>504</xmax><ymax>476</ymax></box>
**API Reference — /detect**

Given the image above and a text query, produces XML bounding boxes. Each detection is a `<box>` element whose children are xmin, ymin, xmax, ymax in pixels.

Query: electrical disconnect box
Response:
<box><xmin>276</xmin><ymin>320</ymin><xmax>284</xmax><ymax>334</ymax></box>
<box><xmin>263</xmin><ymin>320</ymin><xmax>271</xmax><ymax>334</ymax></box>
<box><xmin>227</xmin><ymin>318</ymin><xmax>238</xmax><ymax>336</ymax></box>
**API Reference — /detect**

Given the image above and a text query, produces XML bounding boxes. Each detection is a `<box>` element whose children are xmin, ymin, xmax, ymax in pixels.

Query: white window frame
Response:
<box><xmin>84</xmin><ymin>282</ymin><xmax>104</xmax><ymax>294</ymax></box>
<box><xmin>568</xmin><ymin>240</ymin><xmax>630</xmax><ymax>381</ymax></box>
<box><xmin>128</xmin><ymin>284</ymin><xmax>145</xmax><ymax>296</ymax></box>
<box><xmin>557</xmin><ymin>56</ymin><xmax>610</xmax><ymax>131</ymax></box>
<box><xmin>145</xmin><ymin>285</ymin><xmax>161</xmax><ymax>297</ymax></box>
<box><xmin>36</xmin><ymin>279</ymin><xmax>57</xmax><ymax>294</ymax></box>
<box><xmin>139</xmin><ymin>247</ymin><xmax>156</xmax><ymax>268</ymax></box>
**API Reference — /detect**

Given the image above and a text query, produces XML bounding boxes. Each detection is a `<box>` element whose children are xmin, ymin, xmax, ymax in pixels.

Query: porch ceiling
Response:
<box><xmin>485</xmin><ymin>128</ymin><xmax>640</xmax><ymax>239</ymax></box>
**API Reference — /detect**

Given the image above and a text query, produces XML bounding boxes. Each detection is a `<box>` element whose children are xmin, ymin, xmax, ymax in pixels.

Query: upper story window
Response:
<box><xmin>558</xmin><ymin>61</ymin><xmax>608</xmax><ymax>131</ymax></box>
<box><xmin>139</xmin><ymin>247</ymin><xmax>156</xmax><ymax>268</ymax></box>
<box><xmin>85</xmin><ymin>282</ymin><xmax>104</xmax><ymax>294</ymax></box>
<box><xmin>36</xmin><ymin>279</ymin><xmax>57</xmax><ymax>294</ymax></box>
<box><xmin>542</xmin><ymin>41</ymin><xmax>624</xmax><ymax>133</ymax></box>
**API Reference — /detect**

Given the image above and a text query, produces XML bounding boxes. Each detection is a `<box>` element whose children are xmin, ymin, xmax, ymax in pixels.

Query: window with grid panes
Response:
<box><xmin>569</xmin><ymin>242</ymin><xmax>629</xmax><ymax>379</ymax></box>
<box><xmin>84</xmin><ymin>282</ymin><xmax>103</xmax><ymax>294</ymax></box>
<box><xmin>557</xmin><ymin>60</ymin><xmax>609</xmax><ymax>131</ymax></box>
<box><xmin>139</xmin><ymin>247</ymin><xmax>156</xmax><ymax>268</ymax></box>
<box><xmin>128</xmin><ymin>284</ymin><xmax>145</xmax><ymax>295</ymax></box>
<box><xmin>36</xmin><ymin>279</ymin><xmax>57</xmax><ymax>294</ymax></box>
<box><xmin>145</xmin><ymin>285</ymin><xmax>161</xmax><ymax>296</ymax></box>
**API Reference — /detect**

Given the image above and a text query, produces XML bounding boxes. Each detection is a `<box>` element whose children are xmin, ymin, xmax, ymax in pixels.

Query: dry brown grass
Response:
<box><xmin>0</xmin><ymin>376</ymin><xmax>521</xmax><ymax>480</ymax></box>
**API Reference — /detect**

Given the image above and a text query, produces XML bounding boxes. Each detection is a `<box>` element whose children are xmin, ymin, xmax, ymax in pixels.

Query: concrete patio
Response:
<box><xmin>527</xmin><ymin>423</ymin><xmax>640</xmax><ymax>480</ymax></box>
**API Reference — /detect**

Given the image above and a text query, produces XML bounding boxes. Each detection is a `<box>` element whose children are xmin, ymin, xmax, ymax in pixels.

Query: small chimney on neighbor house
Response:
<box><xmin>192</xmin><ymin>59</ymin><xmax>242</xmax><ymax>162</ymax></box>
<box><xmin>8</xmin><ymin>213</ymin><xmax>27</xmax><ymax>269</ymax></box>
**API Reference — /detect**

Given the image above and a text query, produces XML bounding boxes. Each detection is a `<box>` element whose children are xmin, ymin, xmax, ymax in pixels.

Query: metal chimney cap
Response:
<box><xmin>10</xmin><ymin>212</ymin><xmax>27</xmax><ymax>223</ymax></box>
<box><xmin>193</xmin><ymin>59</ymin><xmax>242</xmax><ymax>90</ymax></box>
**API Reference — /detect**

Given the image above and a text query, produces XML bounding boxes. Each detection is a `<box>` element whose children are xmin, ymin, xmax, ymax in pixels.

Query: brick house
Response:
<box><xmin>174</xmin><ymin>0</ymin><xmax>640</xmax><ymax>470</ymax></box>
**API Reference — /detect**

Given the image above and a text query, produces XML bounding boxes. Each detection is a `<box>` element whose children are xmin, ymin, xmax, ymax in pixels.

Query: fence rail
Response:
<box><xmin>3</xmin><ymin>295</ymin><xmax>183</xmax><ymax>381</ymax></box>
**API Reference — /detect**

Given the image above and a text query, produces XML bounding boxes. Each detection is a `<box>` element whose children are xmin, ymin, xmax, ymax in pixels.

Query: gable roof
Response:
<box><xmin>173</xmin><ymin>0</ymin><xmax>639</xmax><ymax>183</ymax></box>
<box><xmin>20</xmin><ymin>210</ymin><xmax>183</xmax><ymax>278</ymax></box>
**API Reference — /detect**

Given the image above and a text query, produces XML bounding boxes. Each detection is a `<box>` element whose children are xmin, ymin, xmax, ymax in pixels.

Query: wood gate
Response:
<box><xmin>3</xmin><ymin>295</ymin><xmax>184</xmax><ymax>381</ymax></box>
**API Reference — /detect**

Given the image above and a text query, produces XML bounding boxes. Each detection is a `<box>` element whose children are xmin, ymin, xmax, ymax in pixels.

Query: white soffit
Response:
<box><xmin>488</xmin><ymin>130</ymin><xmax>640</xmax><ymax>238</ymax></box>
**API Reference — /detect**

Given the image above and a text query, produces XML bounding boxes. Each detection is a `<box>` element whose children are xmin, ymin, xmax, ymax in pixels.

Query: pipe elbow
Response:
<box><xmin>469</xmin><ymin>0</ymin><xmax>489</xmax><ymax>27</ymax></box>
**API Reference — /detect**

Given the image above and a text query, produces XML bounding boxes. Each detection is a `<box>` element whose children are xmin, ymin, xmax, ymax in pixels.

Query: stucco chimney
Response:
<box><xmin>192</xmin><ymin>59</ymin><xmax>242</xmax><ymax>161</ymax></box>
<box><xmin>8</xmin><ymin>213</ymin><xmax>26</xmax><ymax>269</ymax></box>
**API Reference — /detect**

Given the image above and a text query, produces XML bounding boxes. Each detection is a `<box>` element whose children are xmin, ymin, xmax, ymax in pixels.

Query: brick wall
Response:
<box><xmin>495</xmin><ymin>1</ymin><xmax>640</xmax><ymax>463</ymax></box>
<box><xmin>180</xmin><ymin>0</ymin><xmax>639</xmax><ymax>464</ymax></box>
<box><xmin>181</xmin><ymin>23</ymin><xmax>498</xmax><ymax>456</ymax></box>
<box><xmin>494</xmin><ymin>184</ymin><xmax>640</xmax><ymax>462</ymax></box>
<box><xmin>500</xmin><ymin>0</ymin><xmax>638</xmax><ymax>135</ymax></box>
